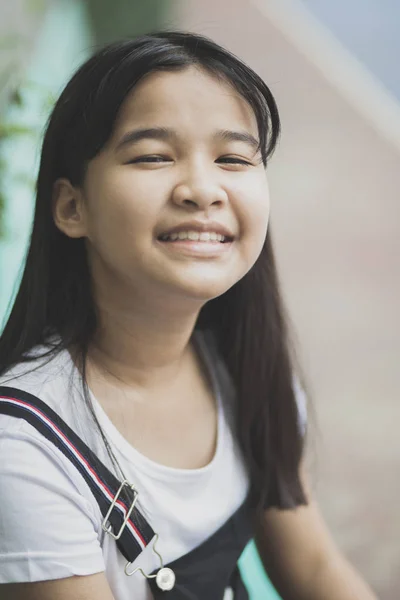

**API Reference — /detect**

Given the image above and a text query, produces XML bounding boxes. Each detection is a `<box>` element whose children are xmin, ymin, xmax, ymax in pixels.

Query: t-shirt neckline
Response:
<box><xmin>85</xmin><ymin>331</ymin><xmax>225</xmax><ymax>482</ymax></box>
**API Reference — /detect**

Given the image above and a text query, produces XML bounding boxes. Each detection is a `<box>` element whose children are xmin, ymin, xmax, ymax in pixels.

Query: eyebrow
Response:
<box><xmin>216</xmin><ymin>129</ymin><xmax>260</xmax><ymax>151</ymax></box>
<box><xmin>115</xmin><ymin>127</ymin><xmax>260</xmax><ymax>152</ymax></box>
<box><xmin>115</xmin><ymin>127</ymin><xmax>176</xmax><ymax>150</ymax></box>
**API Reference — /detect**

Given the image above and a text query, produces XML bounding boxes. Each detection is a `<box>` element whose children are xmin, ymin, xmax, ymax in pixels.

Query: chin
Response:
<box><xmin>174</xmin><ymin>276</ymin><xmax>238</xmax><ymax>303</ymax></box>
<box><xmin>155</xmin><ymin>263</ymin><xmax>247</xmax><ymax>304</ymax></box>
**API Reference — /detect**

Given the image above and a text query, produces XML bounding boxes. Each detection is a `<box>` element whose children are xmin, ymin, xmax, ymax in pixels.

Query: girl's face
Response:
<box><xmin>80</xmin><ymin>66</ymin><xmax>270</xmax><ymax>306</ymax></box>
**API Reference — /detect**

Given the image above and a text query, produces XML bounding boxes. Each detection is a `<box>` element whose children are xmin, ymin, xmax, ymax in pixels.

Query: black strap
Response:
<box><xmin>0</xmin><ymin>386</ymin><xmax>155</xmax><ymax>564</ymax></box>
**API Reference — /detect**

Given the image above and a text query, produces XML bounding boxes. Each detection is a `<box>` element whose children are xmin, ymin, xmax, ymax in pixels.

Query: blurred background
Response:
<box><xmin>0</xmin><ymin>1</ymin><xmax>398</xmax><ymax>598</ymax></box>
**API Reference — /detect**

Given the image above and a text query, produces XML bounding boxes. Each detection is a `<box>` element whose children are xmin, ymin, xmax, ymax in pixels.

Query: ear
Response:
<box><xmin>52</xmin><ymin>178</ymin><xmax>88</xmax><ymax>238</ymax></box>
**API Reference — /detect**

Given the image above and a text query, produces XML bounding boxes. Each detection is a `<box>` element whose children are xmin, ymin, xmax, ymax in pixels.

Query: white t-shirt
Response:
<box><xmin>0</xmin><ymin>332</ymin><xmax>306</xmax><ymax>599</ymax></box>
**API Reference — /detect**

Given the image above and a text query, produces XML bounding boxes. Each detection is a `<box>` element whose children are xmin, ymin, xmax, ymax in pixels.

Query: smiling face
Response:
<box><xmin>56</xmin><ymin>66</ymin><xmax>271</xmax><ymax>312</ymax></box>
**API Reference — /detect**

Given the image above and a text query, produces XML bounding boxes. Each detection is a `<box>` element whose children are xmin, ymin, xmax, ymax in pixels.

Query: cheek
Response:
<box><xmin>85</xmin><ymin>174</ymin><xmax>160</xmax><ymax>242</ymax></box>
<box><xmin>235</xmin><ymin>179</ymin><xmax>270</xmax><ymax>253</ymax></box>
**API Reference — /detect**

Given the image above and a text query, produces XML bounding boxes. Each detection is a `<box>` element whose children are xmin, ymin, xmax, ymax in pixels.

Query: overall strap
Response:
<box><xmin>0</xmin><ymin>386</ymin><xmax>155</xmax><ymax>564</ymax></box>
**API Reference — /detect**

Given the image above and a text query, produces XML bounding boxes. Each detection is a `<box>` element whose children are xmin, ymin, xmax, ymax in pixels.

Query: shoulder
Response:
<box><xmin>292</xmin><ymin>373</ymin><xmax>308</xmax><ymax>434</ymax></box>
<box><xmin>0</xmin><ymin>347</ymin><xmax>106</xmax><ymax>585</ymax></box>
<box><xmin>0</xmin><ymin>345</ymin><xmax>102</xmax><ymax>490</ymax></box>
<box><xmin>0</xmin><ymin>342</ymin><xmax>70</xmax><ymax>396</ymax></box>
<box><xmin>0</xmin><ymin>343</ymin><xmax>85</xmax><ymax>432</ymax></box>
<box><xmin>0</xmin><ymin>344</ymin><xmax>96</xmax><ymax>500</ymax></box>
<box><xmin>0</xmin><ymin>420</ymin><xmax>105</xmax><ymax>584</ymax></box>
<box><xmin>194</xmin><ymin>328</ymin><xmax>308</xmax><ymax>426</ymax></box>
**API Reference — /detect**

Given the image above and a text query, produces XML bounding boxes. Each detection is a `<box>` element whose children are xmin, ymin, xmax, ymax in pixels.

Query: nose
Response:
<box><xmin>171</xmin><ymin>165</ymin><xmax>228</xmax><ymax>211</ymax></box>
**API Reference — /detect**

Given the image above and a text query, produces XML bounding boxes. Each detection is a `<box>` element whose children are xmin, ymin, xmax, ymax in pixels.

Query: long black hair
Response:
<box><xmin>0</xmin><ymin>31</ymin><xmax>308</xmax><ymax>512</ymax></box>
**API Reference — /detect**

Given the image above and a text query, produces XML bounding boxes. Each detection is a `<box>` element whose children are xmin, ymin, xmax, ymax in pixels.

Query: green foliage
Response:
<box><xmin>86</xmin><ymin>0</ymin><xmax>169</xmax><ymax>47</ymax></box>
<box><xmin>0</xmin><ymin>0</ymin><xmax>50</xmax><ymax>238</ymax></box>
<box><xmin>0</xmin><ymin>33</ymin><xmax>25</xmax><ymax>51</ymax></box>
<box><xmin>0</xmin><ymin>122</ymin><xmax>38</xmax><ymax>138</ymax></box>
<box><xmin>0</xmin><ymin>81</ymin><xmax>55</xmax><ymax>239</ymax></box>
<box><xmin>26</xmin><ymin>0</ymin><xmax>47</xmax><ymax>15</ymax></box>
<box><xmin>0</xmin><ymin>187</ymin><xmax>4</xmax><ymax>238</ymax></box>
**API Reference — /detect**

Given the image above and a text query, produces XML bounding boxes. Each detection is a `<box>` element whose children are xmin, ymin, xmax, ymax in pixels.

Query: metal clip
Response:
<box><xmin>102</xmin><ymin>479</ymin><xmax>139</xmax><ymax>540</ymax></box>
<box><xmin>125</xmin><ymin>533</ymin><xmax>176</xmax><ymax>590</ymax></box>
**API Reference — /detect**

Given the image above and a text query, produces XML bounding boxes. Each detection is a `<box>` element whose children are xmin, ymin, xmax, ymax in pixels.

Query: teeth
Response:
<box><xmin>160</xmin><ymin>230</ymin><xmax>229</xmax><ymax>242</ymax></box>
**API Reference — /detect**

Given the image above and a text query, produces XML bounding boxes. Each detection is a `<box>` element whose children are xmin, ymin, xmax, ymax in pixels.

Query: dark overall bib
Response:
<box><xmin>0</xmin><ymin>386</ymin><xmax>254</xmax><ymax>599</ymax></box>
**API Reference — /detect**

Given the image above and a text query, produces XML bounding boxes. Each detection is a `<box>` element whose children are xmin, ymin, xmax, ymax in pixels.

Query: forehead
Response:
<box><xmin>111</xmin><ymin>66</ymin><xmax>258</xmax><ymax>139</ymax></box>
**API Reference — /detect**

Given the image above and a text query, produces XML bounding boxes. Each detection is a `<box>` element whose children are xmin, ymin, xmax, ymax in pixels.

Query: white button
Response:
<box><xmin>156</xmin><ymin>567</ymin><xmax>176</xmax><ymax>591</ymax></box>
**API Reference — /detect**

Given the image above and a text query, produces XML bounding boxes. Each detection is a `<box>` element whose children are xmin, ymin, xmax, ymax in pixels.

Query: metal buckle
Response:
<box><xmin>102</xmin><ymin>479</ymin><xmax>139</xmax><ymax>540</ymax></box>
<box><xmin>125</xmin><ymin>533</ymin><xmax>175</xmax><ymax>590</ymax></box>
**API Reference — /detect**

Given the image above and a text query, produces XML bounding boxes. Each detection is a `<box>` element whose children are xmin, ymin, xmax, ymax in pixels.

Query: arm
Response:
<box><xmin>0</xmin><ymin>573</ymin><xmax>115</xmax><ymax>600</ymax></box>
<box><xmin>255</xmin><ymin>468</ymin><xmax>377</xmax><ymax>600</ymax></box>
<box><xmin>0</xmin><ymin>427</ymin><xmax>108</xmax><ymax>595</ymax></box>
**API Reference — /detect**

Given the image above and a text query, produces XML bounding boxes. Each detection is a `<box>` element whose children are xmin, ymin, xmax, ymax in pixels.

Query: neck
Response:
<box><xmin>87</xmin><ymin>293</ymin><xmax>202</xmax><ymax>392</ymax></box>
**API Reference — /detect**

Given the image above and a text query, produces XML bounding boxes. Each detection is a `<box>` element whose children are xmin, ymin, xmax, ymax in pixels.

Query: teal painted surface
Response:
<box><xmin>239</xmin><ymin>541</ymin><xmax>282</xmax><ymax>599</ymax></box>
<box><xmin>0</xmin><ymin>0</ymin><xmax>93</xmax><ymax>328</ymax></box>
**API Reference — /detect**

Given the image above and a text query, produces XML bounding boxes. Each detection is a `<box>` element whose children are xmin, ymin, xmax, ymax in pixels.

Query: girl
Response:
<box><xmin>0</xmin><ymin>32</ymin><xmax>376</xmax><ymax>600</ymax></box>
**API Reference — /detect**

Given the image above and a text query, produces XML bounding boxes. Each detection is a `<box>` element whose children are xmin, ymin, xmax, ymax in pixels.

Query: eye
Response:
<box><xmin>126</xmin><ymin>155</ymin><xmax>172</xmax><ymax>164</ymax></box>
<box><xmin>216</xmin><ymin>156</ymin><xmax>252</xmax><ymax>166</ymax></box>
